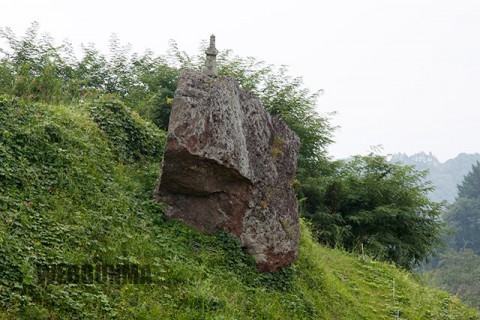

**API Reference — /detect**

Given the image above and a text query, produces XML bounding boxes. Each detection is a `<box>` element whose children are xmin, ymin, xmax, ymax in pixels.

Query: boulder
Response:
<box><xmin>154</xmin><ymin>69</ymin><xmax>300</xmax><ymax>272</ymax></box>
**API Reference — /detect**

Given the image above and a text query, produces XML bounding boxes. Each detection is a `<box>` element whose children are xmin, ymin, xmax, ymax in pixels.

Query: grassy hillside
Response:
<box><xmin>0</xmin><ymin>95</ymin><xmax>478</xmax><ymax>319</ymax></box>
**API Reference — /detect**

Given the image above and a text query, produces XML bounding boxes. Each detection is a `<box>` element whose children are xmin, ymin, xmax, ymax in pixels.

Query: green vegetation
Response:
<box><xmin>0</xmin><ymin>97</ymin><xmax>477</xmax><ymax>318</ymax></box>
<box><xmin>1</xmin><ymin>23</ymin><xmax>477</xmax><ymax>318</ymax></box>
<box><xmin>423</xmin><ymin>249</ymin><xmax>480</xmax><ymax>310</ymax></box>
<box><xmin>302</xmin><ymin>154</ymin><xmax>444</xmax><ymax>269</ymax></box>
<box><xmin>457</xmin><ymin>161</ymin><xmax>480</xmax><ymax>200</ymax></box>
<box><xmin>421</xmin><ymin>161</ymin><xmax>480</xmax><ymax>310</ymax></box>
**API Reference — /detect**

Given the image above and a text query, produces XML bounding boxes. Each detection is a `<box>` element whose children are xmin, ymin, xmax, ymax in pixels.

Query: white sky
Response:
<box><xmin>1</xmin><ymin>0</ymin><xmax>479</xmax><ymax>161</ymax></box>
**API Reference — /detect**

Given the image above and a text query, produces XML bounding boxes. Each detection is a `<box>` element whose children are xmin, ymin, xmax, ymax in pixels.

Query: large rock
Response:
<box><xmin>154</xmin><ymin>69</ymin><xmax>300</xmax><ymax>272</ymax></box>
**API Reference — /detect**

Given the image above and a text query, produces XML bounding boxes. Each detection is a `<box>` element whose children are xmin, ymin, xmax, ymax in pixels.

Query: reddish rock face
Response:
<box><xmin>154</xmin><ymin>69</ymin><xmax>300</xmax><ymax>272</ymax></box>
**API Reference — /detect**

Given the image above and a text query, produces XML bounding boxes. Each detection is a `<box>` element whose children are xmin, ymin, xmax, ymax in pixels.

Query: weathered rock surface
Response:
<box><xmin>154</xmin><ymin>69</ymin><xmax>300</xmax><ymax>272</ymax></box>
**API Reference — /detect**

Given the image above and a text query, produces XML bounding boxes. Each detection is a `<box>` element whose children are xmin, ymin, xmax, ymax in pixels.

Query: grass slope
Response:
<box><xmin>0</xmin><ymin>95</ymin><xmax>478</xmax><ymax>319</ymax></box>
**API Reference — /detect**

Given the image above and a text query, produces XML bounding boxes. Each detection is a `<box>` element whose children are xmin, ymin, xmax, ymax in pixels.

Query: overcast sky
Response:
<box><xmin>1</xmin><ymin>0</ymin><xmax>479</xmax><ymax>161</ymax></box>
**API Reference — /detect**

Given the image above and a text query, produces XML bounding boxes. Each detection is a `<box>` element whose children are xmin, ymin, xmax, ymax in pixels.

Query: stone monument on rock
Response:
<box><xmin>154</xmin><ymin>36</ymin><xmax>300</xmax><ymax>272</ymax></box>
<box><xmin>203</xmin><ymin>34</ymin><xmax>218</xmax><ymax>76</ymax></box>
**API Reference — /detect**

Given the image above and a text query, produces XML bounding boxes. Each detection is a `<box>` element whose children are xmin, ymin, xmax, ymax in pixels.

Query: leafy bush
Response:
<box><xmin>88</xmin><ymin>96</ymin><xmax>166</xmax><ymax>162</ymax></box>
<box><xmin>0</xmin><ymin>23</ymin><xmax>179</xmax><ymax>130</ymax></box>
<box><xmin>302</xmin><ymin>154</ymin><xmax>444</xmax><ymax>269</ymax></box>
<box><xmin>0</xmin><ymin>22</ymin><xmax>79</xmax><ymax>103</ymax></box>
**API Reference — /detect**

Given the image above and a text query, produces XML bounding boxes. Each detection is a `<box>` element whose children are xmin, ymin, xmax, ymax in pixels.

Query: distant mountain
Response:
<box><xmin>390</xmin><ymin>152</ymin><xmax>480</xmax><ymax>203</ymax></box>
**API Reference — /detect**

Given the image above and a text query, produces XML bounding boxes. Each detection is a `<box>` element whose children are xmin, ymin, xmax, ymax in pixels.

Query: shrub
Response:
<box><xmin>87</xmin><ymin>96</ymin><xmax>166</xmax><ymax>163</ymax></box>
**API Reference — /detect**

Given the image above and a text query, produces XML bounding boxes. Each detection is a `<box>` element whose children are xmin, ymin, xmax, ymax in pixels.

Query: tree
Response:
<box><xmin>422</xmin><ymin>163</ymin><xmax>480</xmax><ymax>310</ymax></box>
<box><xmin>124</xmin><ymin>52</ymin><xmax>179</xmax><ymax>130</ymax></box>
<box><xmin>444</xmin><ymin>161</ymin><xmax>480</xmax><ymax>253</ymax></box>
<box><xmin>0</xmin><ymin>22</ymin><xmax>77</xmax><ymax>103</ymax></box>
<box><xmin>444</xmin><ymin>198</ymin><xmax>480</xmax><ymax>253</ymax></box>
<box><xmin>303</xmin><ymin>154</ymin><xmax>444</xmax><ymax>269</ymax></box>
<box><xmin>458</xmin><ymin>161</ymin><xmax>480</xmax><ymax>199</ymax></box>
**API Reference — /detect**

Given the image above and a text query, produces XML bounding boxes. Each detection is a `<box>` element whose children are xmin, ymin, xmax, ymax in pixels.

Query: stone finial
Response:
<box><xmin>203</xmin><ymin>34</ymin><xmax>218</xmax><ymax>76</ymax></box>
